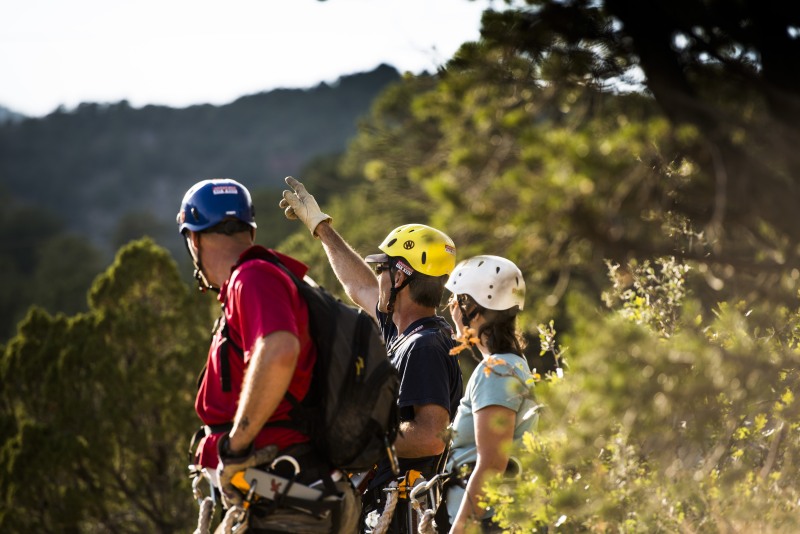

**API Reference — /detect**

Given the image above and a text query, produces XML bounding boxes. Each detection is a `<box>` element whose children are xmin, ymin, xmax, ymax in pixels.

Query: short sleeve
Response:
<box><xmin>470</xmin><ymin>361</ymin><xmax>527</xmax><ymax>413</ymax></box>
<box><xmin>228</xmin><ymin>263</ymin><xmax>299</xmax><ymax>362</ymax></box>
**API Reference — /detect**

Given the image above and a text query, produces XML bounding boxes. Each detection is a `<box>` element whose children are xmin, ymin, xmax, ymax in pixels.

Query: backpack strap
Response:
<box><xmin>218</xmin><ymin>318</ymin><xmax>243</xmax><ymax>393</ymax></box>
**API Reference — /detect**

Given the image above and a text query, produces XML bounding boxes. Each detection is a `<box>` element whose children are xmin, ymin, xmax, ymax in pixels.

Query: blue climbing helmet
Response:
<box><xmin>176</xmin><ymin>178</ymin><xmax>256</xmax><ymax>234</ymax></box>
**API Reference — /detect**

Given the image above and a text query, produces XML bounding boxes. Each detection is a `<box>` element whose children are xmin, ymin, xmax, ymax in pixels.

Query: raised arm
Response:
<box><xmin>314</xmin><ymin>221</ymin><xmax>379</xmax><ymax>316</ymax></box>
<box><xmin>279</xmin><ymin>176</ymin><xmax>379</xmax><ymax>317</ymax></box>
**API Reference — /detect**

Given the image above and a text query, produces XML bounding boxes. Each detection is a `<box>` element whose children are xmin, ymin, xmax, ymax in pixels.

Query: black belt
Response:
<box><xmin>205</xmin><ymin>422</ymin><xmax>234</xmax><ymax>435</ymax></box>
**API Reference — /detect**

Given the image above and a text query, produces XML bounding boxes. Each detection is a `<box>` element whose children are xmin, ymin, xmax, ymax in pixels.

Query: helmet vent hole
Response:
<box><xmin>488</xmin><ymin>295</ymin><xmax>492</xmax><ymax>299</ymax></box>
<box><xmin>490</xmin><ymin>285</ymin><xmax>494</xmax><ymax>289</ymax></box>
<box><xmin>421</xmin><ymin>252</ymin><xmax>427</xmax><ymax>264</ymax></box>
<box><xmin>478</xmin><ymin>261</ymin><xmax>485</xmax><ymax>267</ymax></box>
<box><xmin>387</xmin><ymin>238</ymin><xmax>397</xmax><ymax>247</ymax></box>
<box><xmin>496</xmin><ymin>266</ymin><xmax>501</xmax><ymax>274</ymax></box>
<box><xmin>191</xmin><ymin>207</ymin><xmax>200</xmax><ymax>221</ymax></box>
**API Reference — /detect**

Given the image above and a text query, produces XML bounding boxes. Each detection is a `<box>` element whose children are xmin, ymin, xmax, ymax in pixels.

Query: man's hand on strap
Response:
<box><xmin>216</xmin><ymin>435</ymin><xmax>278</xmax><ymax>509</ymax></box>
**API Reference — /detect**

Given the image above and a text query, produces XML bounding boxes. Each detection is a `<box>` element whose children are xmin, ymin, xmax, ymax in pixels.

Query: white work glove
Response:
<box><xmin>216</xmin><ymin>435</ymin><xmax>278</xmax><ymax>509</ymax></box>
<box><xmin>279</xmin><ymin>176</ymin><xmax>332</xmax><ymax>237</ymax></box>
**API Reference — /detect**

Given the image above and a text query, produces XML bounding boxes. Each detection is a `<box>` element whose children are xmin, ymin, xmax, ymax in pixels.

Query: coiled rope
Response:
<box><xmin>409</xmin><ymin>473</ymin><xmax>446</xmax><ymax>534</ymax></box>
<box><xmin>371</xmin><ymin>481</ymin><xmax>399</xmax><ymax>534</ymax></box>
<box><xmin>219</xmin><ymin>505</ymin><xmax>248</xmax><ymax>534</ymax></box>
<box><xmin>193</xmin><ymin>496</ymin><xmax>215</xmax><ymax>534</ymax></box>
<box><xmin>416</xmin><ymin>507</ymin><xmax>437</xmax><ymax>534</ymax></box>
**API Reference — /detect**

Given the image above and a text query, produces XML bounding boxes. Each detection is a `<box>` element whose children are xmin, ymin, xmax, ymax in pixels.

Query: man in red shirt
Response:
<box><xmin>179</xmin><ymin>178</ymin><xmax>358</xmax><ymax>533</ymax></box>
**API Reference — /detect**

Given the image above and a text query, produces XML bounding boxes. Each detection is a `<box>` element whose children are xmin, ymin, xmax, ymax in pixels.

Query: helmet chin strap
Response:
<box><xmin>183</xmin><ymin>234</ymin><xmax>218</xmax><ymax>294</ymax></box>
<box><xmin>458</xmin><ymin>300</ymin><xmax>480</xmax><ymax>329</ymax></box>
<box><xmin>384</xmin><ymin>266</ymin><xmax>412</xmax><ymax>332</ymax></box>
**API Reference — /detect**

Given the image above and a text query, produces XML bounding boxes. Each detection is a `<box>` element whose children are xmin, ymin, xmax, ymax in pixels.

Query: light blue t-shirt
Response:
<box><xmin>445</xmin><ymin>353</ymin><xmax>538</xmax><ymax>522</ymax></box>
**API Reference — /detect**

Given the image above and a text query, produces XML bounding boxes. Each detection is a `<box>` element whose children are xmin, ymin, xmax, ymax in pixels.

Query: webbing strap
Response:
<box><xmin>188</xmin><ymin>423</ymin><xmax>235</xmax><ymax>465</ymax></box>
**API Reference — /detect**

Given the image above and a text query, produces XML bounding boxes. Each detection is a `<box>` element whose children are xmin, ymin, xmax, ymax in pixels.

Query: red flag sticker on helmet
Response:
<box><xmin>395</xmin><ymin>260</ymin><xmax>414</xmax><ymax>276</ymax></box>
<box><xmin>445</xmin><ymin>244</ymin><xmax>456</xmax><ymax>256</ymax></box>
<box><xmin>212</xmin><ymin>185</ymin><xmax>238</xmax><ymax>195</ymax></box>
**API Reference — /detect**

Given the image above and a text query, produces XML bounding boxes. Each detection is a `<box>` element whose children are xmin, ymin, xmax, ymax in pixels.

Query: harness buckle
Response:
<box><xmin>192</xmin><ymin>467</ymin><xmax>217</xmax><ymax>508</ymax></box>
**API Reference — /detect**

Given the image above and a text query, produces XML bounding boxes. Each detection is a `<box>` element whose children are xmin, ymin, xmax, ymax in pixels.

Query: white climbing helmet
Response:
<box><xmin>445</xmin><ymin>255</ymin><xmax>525</xmax><ymax>311</ymax></box>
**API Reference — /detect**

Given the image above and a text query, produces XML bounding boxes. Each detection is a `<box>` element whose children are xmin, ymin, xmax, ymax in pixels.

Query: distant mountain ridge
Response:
<box><xmin>0</xmin><ymin>106</ymin><xmax>25</xmax><ymax>124</ymax></box>
<box><xmin>0</xmin><ymin>64</ymin><xmax>400</xmax><ymax>255</ymax></box>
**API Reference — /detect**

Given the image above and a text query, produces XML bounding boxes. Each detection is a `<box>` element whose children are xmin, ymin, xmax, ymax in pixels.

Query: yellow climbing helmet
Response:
<box><xmin>377</xmin><ymin>224</ymin><xmax>457</xmax><ymax>277</ymax></box>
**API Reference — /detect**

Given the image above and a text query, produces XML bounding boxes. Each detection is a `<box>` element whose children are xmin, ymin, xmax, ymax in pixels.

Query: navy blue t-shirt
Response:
<box><xmin>369</xmin><ymin>311</ymin><xmax>462</xmax><ymax>489</ymax></box>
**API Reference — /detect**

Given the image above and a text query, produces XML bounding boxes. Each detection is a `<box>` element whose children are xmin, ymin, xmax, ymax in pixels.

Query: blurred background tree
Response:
<box><xmin>0</xmin><ymin>239</ymin><xmax>208</xmax><ymax>532</ymax></box>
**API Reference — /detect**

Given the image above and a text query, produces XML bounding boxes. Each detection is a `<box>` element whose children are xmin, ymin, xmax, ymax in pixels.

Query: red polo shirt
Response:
<box><xmin>194</xmin><ymin>247</ymin><xmax>316</xmax><ymax>468</ymax></box>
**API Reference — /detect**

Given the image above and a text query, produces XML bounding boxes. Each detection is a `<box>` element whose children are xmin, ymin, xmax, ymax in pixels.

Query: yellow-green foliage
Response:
<box><xmin>483</xmin><ymin>265</ymin><xmax>800</xmax><ymax>532</ymax></box>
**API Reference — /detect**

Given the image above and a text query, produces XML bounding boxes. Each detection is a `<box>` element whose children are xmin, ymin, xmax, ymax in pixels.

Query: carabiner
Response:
<box><xmin>269</xmin><ymin>454</ymin><xmax>301</xmax><ymax>477</ymax></box>
<box><xmin>192</xmin><ymin>468</ymin><xmax>217</xmax><ymax>507</ymax></box>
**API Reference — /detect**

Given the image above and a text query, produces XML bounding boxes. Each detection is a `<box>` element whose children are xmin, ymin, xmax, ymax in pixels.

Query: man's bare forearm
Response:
<box><xmin>229</xmin><ymin>333</ymin><xmax>299</xmax><ymax>453</ymax></box>
<box><xmin>315</xmin><ymin>221</ymin><xmax>379</xmax><ymax>314</ymax></box>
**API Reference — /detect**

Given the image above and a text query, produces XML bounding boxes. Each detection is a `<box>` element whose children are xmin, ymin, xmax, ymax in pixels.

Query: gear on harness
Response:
<box><xmin>363</xmin><ymin>470</ymin><xmax>436</xmax><ymax>534</ymax></box>
<box><xmin>192</xmin><ymin>469</ymin><xmax>217</xmax><ymax>534</ymax></box>
<box><xmin>190</xmin><ymin>441</ymin><xmax>360</xmax><ymax>534</ymax></box>
<box><xmin>409</xmin><ymin>472</ymin><xmax>451</xmax><ymax>534</ymax></box>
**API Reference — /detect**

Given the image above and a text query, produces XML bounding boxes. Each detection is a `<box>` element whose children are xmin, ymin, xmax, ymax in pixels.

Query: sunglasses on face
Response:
<box><xmin>448</xmin><ymin>294</ymin><xmax>472</xmax><ymax>307</ymax></box>
<box><xmin>372</xmin><ymin>263</ymin><xmax>391</xmax><ymax>275</ymax></box>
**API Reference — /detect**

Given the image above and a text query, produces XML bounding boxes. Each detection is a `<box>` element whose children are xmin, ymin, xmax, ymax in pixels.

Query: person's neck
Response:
<box><xmin>469</xmin><ymin>316</ymin><xmax>491</xmax><ymax>358</ymax></box>
<box><xmin>392</xmin><ymin>300</ymin><xmax>436</xmax><ymax>334</ymax></box>
<box><xmin>203</xmin><ymin>237</ymin><xmax>252</xmax><ymax>288</ymax></box>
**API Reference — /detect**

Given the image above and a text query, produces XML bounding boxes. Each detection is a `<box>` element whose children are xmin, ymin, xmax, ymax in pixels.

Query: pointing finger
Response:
<box><xmin>285</xmin><ymin>176</ymin><xmax>300</xmax><ymax>191</ymax></box>
<box><xmin>285</xmin><ymin>176</ymin><xmax>307</xmax><ymax>196</ymax></box>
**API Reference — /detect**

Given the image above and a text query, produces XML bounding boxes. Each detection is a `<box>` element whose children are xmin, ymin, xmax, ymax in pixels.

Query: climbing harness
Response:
<box><xmin>191</xmin><ymin>465</ymin><xmax>254</xmax><ymax>534</ymax></box>
<box><xmin>365</xmin><ymin>470</ymin><xmax>440</xmax><ymax>534</ymax></box>
<box><xmin>365</xmin><ymin>480</ymin><xmax>399</xmax><ymax>534</ymax></box>
<box><xmin>409</xmin><ymin>473</ymin><xmax>450</xmax><ymax>534</ymax></box>
<box><xmin>193</xmin><ymin>468</ymin><xmax>217</xmax><ymax>534</ymax></box>
<box><xmin>191</xmin><ymin>450</ymin><xmax>349</xmax><ymax>534</ymax></box>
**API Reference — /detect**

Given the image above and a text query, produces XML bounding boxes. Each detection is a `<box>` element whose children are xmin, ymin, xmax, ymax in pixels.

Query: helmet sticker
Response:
<box><xmin>395</xmin><ymin>260</ymin><xmax>414</xmax><ymax>276</ymax></box>
<box><xmin>403</xmin><ymin>240</ymin><xmax>415</xmax><ymax>250</ymax></box>
<box><xmin>212</xmin><ymin>185</ymin><xmax>238</xmax><ymax>195</ymax></box>
<box><xmin>445</xmin><ymin>244</ymin><xmax>456</xmax><ymax>255</ymax></box>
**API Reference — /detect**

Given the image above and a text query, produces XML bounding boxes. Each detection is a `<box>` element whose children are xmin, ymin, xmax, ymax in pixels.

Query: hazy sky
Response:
<box><xmin>1</xmin><ymin>0</ymin><xmax>492</xmax><ymax>117</ymax></box>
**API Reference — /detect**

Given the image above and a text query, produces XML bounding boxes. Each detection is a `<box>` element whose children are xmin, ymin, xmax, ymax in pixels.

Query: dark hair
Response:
<box><xmin>408</xmin><ymin>273</ymin><xmax>449</xmax><ymax>308</ymax></box>
<box><xmin>460</xmin><ymin>295</ymin><xmax>526</xmax><ymax>355</ymax></box>
<box><xmin>203</xmin><ymin>218</ymin><xmax>253</xmax><ymax>236</ymax></box>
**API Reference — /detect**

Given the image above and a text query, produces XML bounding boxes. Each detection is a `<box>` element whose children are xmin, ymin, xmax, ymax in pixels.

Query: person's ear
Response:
<box><xmin>190</xmin><ymin>231</ymin><xmax>201</xmax><ymax>249</ymax></box>
<box><xmin>393</xmin><ymin>270</ymin><xmax>406</xmax><ymax>288</ymax></box>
